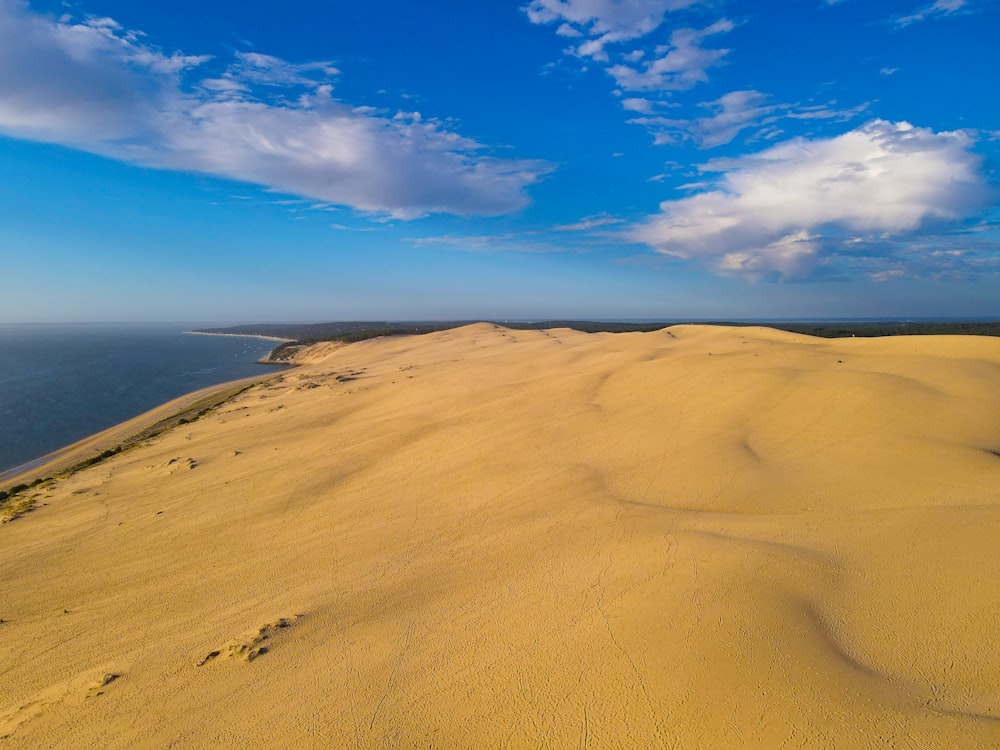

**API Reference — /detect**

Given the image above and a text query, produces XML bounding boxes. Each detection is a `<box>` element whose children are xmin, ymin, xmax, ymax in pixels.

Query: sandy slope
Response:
<box><xmin>1</xmin><ymin>324</ymin><xmax>998</xmax><ymax>748</ymax></box>
<box><xmin>0</xmin><ymin>372</ymin><xmax>280</xmax><ymax>488</ymax></box>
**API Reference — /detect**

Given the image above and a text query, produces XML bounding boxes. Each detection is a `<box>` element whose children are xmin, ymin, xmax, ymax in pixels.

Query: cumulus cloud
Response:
<box><xmin>0</xmin><ymin>0</ymin><xmax>548</xmax><ymax>217</ymax></box>
<box><xmin>630</xmin><ymin>121</ymin><xmax>990</xmax><ymax>280</ymax></box>
<box><xmin>523</xmin><ymin>0</ymin><xmax>700</xmax><ymax>59</ymax></box>
<box><xmin>606</xmin><ymin>20</ymin><xmax>733</xmax><ymax>91</ymax></box>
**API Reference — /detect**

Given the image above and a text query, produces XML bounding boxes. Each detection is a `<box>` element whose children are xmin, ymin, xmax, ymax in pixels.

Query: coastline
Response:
<box><xmin>183</xmin><ymin>331</ymin><xmax>295</xmax><ymax>343</ymax></box>
<box><xmin>0</xmin><ymin>370</ymin><xmax>282</xmax><ymax>490</ymax></box>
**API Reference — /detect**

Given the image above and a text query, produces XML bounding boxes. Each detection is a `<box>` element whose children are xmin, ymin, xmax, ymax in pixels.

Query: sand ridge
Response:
<box><xmin>1</xmin><ymin>324</ymin><xmax>998</xmax><ymax>747</ymax></box>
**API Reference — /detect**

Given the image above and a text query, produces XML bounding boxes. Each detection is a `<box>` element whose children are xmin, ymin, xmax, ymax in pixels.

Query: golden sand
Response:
<box><xmin>1</xmin><ymin>324</ymin><xmax>998</xmax><ymax>748</ymax></box>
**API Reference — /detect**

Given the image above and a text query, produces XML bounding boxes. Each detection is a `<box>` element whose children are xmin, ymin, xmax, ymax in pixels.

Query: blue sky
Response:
<box><xmin>1</xmin><ymin>0</ymin><xmax>998</xmax><ymax>322</ymax></box>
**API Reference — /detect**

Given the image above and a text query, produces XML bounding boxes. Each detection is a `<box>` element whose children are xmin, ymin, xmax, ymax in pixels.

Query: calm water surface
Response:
<box><xmin>0</xmin><ymin>324</ymin><xmax>280</xmax><ymax>472</ymax></box>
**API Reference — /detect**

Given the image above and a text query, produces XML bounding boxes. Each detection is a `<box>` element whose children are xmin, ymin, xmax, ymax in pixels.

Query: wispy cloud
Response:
<box><xmin>629</xmin><ymin>90</ymin><xmax>868</xmax><ymax>148</ymax></box>
<box><xmin>893</xmin><ymin>0</ymin><xmax>972</xmax><ymax>27</ymax></box>
<box><xmin>330</xmin><ymin>223</ymin><xmax>377</xmax><ymax>232</ymax></box>
<box><xmin>524</xmin><ymin>1</ymin><xmax>752</xmax><ymax>146</ymax></box>
<box><xmin>629</xmin><ymin>120</ymin><xmax>991</xmax><ymax>280</ymax></box>
<box><xmin>553</xmin><ymin>214</ymin><xmax>625</xmax><ymax>231</ymax></box>
<box><xmin>606</xmin><ymin>20</ymin><xmax>734</xmax><ymax>91</ymax></box>
<box><xmin>523</xmin><ymin>0</ymin><xmax>702</xmax><ymax>60</ymax></box>
<box><xmin>409</xmin><ymin>214</ymin><xmax>627</xmax><ymax>252</ymax></box>
<box><xmin>199</xmin><ymin>52</ymin><xmax>340</xmax><ymax>96</ymax></box>
<box><xmin>523</xmin><ymin>1</ymin><xmax>732</xmax><ymax>98</ymax></box>
<box><xmin>406</xmin><ymin>233</ymin><xmax>579</xmax><ymax>254</ymax></box>
<box><xmin>0</xmin><ymin>0</ymin><xmax>550</xmax><ymax>218</ymax></box>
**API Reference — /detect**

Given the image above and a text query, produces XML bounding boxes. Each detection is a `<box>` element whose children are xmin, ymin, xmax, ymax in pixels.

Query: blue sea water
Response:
<box><xmin>0</xmin><ymin>323</ymin><xmax>280</xmax><ymax>473</ymax></box>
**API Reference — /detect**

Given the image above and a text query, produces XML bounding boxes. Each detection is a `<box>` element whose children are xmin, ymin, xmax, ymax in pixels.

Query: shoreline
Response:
<box><xmin>0</xmin><ymin>370</ymin><xmax>283</xmax><ymax>490</ymax></box>
<box><xmin>183</xmin><ymin>331</ymin><xmax>295</xmax><ymax>343</ymax></box>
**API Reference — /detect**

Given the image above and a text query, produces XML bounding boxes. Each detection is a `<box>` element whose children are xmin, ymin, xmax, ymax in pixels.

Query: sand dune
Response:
<box><xmin>1</xmin><ymin>324</ymin><xmax>998</xmax><ymax>748</ymax></box>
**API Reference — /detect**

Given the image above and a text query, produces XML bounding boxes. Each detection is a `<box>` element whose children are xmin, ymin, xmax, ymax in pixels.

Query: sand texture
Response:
<box><xmin>1</xmin><ymin>324</ymin><xmax>999</xmax><ymax>748</ymax></box>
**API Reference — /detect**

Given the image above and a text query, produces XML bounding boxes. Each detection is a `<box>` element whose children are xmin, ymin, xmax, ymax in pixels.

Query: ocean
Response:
<box><xmin>0</xmin><ymin>323</ymin><xmax>281</xmax><ymax>473</ymax></box>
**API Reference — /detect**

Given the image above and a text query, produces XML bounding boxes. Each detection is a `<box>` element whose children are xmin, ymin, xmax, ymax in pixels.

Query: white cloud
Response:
<box><xmin>226</xmin><ymin>52</ymin><xmax>339</xmax><ymax>88</ymax></box>
<box><xmin>0</xmin><ymin>1</ymin><xmax>195</xmax><ymax>143</ymax></box>
<box><xmin>893</xmin><ymin>0</ymin><xmax>970</xmax><ymax>26</ymax></box>
<box><xmin>406</xmin><ymin>233</ymin><xmax>577</xmax><ymax>254</ymax></box>
<box><xmin>692</xmin><ymin>90</ymin><xmax>779</xmax><ymax>146</ymax></box>
<box><xmin>628</xmin><ymin>90</ymin><xmax>868</xmax><ymax>148</ymax></box>
<box><xmin>524</xmin><ymin>0</ymin><xmax>736</xmax><ymax>139</ymax></box>
<box><xmin>523</xmin><ymin>0</ymin><xmax>700</xmax><ymax>59</ymax></box>
<box><xmin>606</xmin><ymin>20</ymin><xmax>733</xmax><ymax>91</ymax></box>
<box><xmin>880</xmin><ymin>66</ymin><xmax>899</xmax><ymax>76</ymax></box>
<box><xmin>632</xmin><ymin>89</ymin><xmax>774</xmax><ymax>147</ymax></box>
<box><xmin>0</xmin><ymin>0</ymin><xmax>549</xmax><ymax>218</ymax></box>
<box><xmin>410</xmin><ymin>216</ymin><xmax>627</xmax><ymax>252</ymax></box>
<box><xmin>553</xmin><ymin>214</ymin><xmax>624</xmax><ymax>231</ymax></box>
<box><xmin>621</xmin><ymin>97</ymin><xmax>654</xmax><ymax>113</ymax></box>
<box><xmin>630</xmin><ymin>120</ymin><xmax>990</xmax><ymax>280</ymax></box>
<box><xmin>555</xmin><ymin>23</ymin><xmax>583</xmax><ymax>37</ymax></box>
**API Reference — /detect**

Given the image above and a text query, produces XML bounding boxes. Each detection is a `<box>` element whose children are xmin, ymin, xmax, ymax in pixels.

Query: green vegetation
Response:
<box><xmin>0</xmin><ymin>482</ymin><xmax>41</xmax><ymax>523</ymax></box>
<box><xmin>762</xmin><ymin>321</ymin><xmax>1000</xmax><ymax>338</ymax></box>
<box><xmin>264</xmin><ymin>342</ymin><xmax>305</xmax><ymax>362</ymax></box>
<box><xmin>73</xmin><ymin>447</ymin><xmax>122</xmax><ymax>471</ymax></box>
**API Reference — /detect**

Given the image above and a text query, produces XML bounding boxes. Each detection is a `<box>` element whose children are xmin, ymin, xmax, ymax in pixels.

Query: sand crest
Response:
<box><xmin>1</xmin><ymin>324</ymin><xmax>998</xmax><ymax>747</ymax></box>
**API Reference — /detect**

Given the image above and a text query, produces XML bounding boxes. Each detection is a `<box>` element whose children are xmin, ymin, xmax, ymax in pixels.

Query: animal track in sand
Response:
<box><xmin>0</xmin><ymin>671</ymin><xmax>122</xmax><ymax>739</ymax></box>
<box><xmin>197</xmin><ymin>616</ymin><xmax>302</xmax><ymax>666</ymax></box>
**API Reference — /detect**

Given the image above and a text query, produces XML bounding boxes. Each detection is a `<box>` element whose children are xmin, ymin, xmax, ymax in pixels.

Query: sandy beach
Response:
<box><xmin>1</xmin><ymin>324</ymin><xmax>998</xmax><ymax>748</ymax></box>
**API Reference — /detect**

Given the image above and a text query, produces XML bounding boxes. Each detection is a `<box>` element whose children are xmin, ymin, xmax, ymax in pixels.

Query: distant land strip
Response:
<box><xmin>192</xmin><ymin>320</ymin><xmax>1000</xmax><ymax>362</ymax></box>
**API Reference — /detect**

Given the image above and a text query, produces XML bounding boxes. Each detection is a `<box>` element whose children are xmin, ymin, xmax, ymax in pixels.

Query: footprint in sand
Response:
<box><xmin>197</xmin><ymin>616</ymin><xmax>301</xmax><ymax>666</ymax></box>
